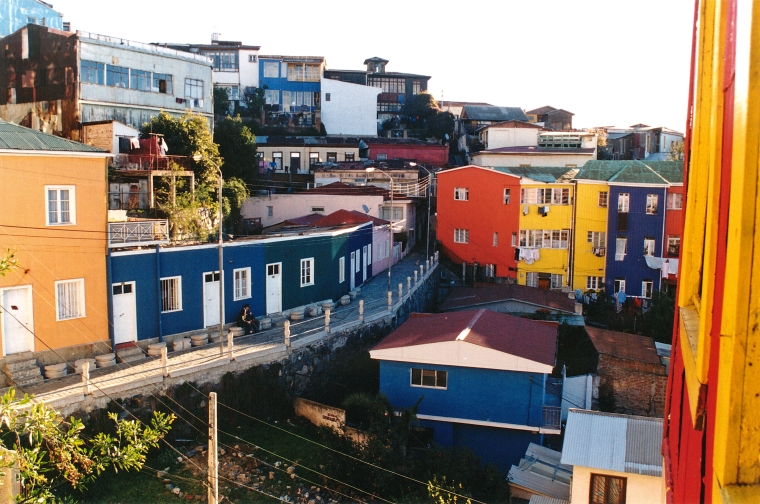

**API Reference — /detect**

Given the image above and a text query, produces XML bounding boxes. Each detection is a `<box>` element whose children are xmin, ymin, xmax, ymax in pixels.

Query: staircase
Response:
<box><xmin>115</xmin><ymin>344</ymin><xmax>146</xmax><ymax>364</ymax></box>
<box><xmin>3</xmin><ymin>352</ymin><xmax>44</xmax><ymax>388</ymax></box>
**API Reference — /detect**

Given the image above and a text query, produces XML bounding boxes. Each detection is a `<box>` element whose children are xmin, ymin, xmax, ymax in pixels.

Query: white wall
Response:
<box><xmin>241</xmin><ymin>193</ymin><xmax>384</xmax><ymax>228</ymax></box>
<box><xmin>481</xmin><ymin>128</ymin><xmax>539</xmax><ymax>149</ymax></box>
<box><xmin>321</xmin><ymin>78</ymin><xmax>380</xmax><ymax>136</ymax></box>
<box><xmin>471</xmin><ymin>152</ymin><xmax>595</xmax><ymax>168</ymax></box>
<box><xmin>112</xmin><ymin>122</ymin><xmax>140</xmax><ymax>153</ymax></box>
<box><xmin>570</xmin><ymin>466</ymin><xmax>665</xmax><ymax>504</ymax></box>
<box><xmin>660</xmin><ymin>133</ymin><xmax>683</xmax><ymax>153</ymax></box>
<box><xmin>562</xmin><ymin>374</ymin><xmax>594</xmax><ymax>421</ymax></box>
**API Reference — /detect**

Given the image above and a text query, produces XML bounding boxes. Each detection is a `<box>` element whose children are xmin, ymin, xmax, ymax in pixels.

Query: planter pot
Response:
<box><xmin>322</xmin><ymin>301</ymin><xmax>335</xmax><ymax>311</ymax></box>
<box><xmin>340</xmin><ymin>295</ymin><xmax>350</xmax><ymax>306</ymax></box>
<box><xmin>308</xmin><ymin>306</ymin><xmax>321</xmax><ymax>317</ymax></box>
<box><xmin>230</xmin><ymin>327</ymin><xmax>245</xmax><ymax>337</ymax></box>
<box><xmin>74</xmin><ymin>358</ymin><xmax>96</xmax><ymax>373</ymax></box>
<box><xmin>349</xmin><ymin>290</ymin><xmax>358</xmax><ymax>300</ymax></box>
<box><xmin>258</xmin><ymin>318</ymin><xmax>272</xmax><ymax>330</ymax></box>
<box><xmin>147</xmin><ymin>342</ymin><xmax>166</xmax><ymax>356</ymax></box>
<box><xmin>44</xmin><ymin>363</ymin><xmax>67</xmax><ymax>372</ymax></box>
<box><xmin>190</xmin><ymin>336</ymin><xmax>208</xmax><ymax>347</ymax></box>
<box><xmin>95</xmin><ymin>353</ymin><xmax>115</xmax><ymax>363</ymax></box>
<box><xmin>96</xmin><ymin>359</ymin><xmax>116</xmax><ymax>368</ymax></box>
<box><xmin>290</xmin><ymin>311</ymin><xmax>304</xmax><ymax>321</ymax></box>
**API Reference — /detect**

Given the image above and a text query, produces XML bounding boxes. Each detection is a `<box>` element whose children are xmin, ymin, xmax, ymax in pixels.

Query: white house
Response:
<box><xmin>321</xmin><ymin>78</ymin><xmax>380</xmax><ymax>136</ymax></box>
<box><xmin>560</xmin><ymin>409</ymin><xmax>666</xmax><ymax>504</ymax></box>
<box><xmin>476</xmin><ymin>120</ymin><xmax>544</xmax><ymax>150</ymax></box>
<box><xmin>471</xmin><ymin>146</ymin><xmax>596</xmax><ymax>168</ymax></box>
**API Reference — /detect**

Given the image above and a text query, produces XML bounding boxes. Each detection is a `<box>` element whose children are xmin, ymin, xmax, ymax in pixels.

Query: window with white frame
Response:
<box><xmin>380</xmin><ymin>206</ymin><xmax>403</xmax><ymax>221</ymax></box>
<box><xmin>339</xmin><ymin>256</ymin><xmax>345</xmax><ymax>283</ymax></box>
<box><xmin>598</xmin><ymin>191</ymin><xmax>609</xmax><ymax>207</ymax></box>
<box><xmin>587</xmin><ymin>276</ymin><xmax>604</xmax><ymax>290</ymax></box>
<box><xmin>618</xmin><ymin>193</ymin><xmax>630</xmax><ymax>213</ymax></box>
<box><xmin>263</xmin><ymin>61</ymin><xmax>279</xmax><ymax>78</ymax></box>
<box><xmin>646</xmin><ymin>194</ymin><xmax>659</xmax><ymax>215</ymax></box>
<box><xmin>642</xmin><ymin>280</ymin><xmax>654</xmax><ymax>298</ymax></box>
<box><xmin>55</xmin><ymin>279</ymin><xmax>85</xmax><ymax>320</ymax></box>
<box><xmin>454</xmin><ymin>187</ymin><xmax>469</xmax><ymax>201</ymax></box>
<box><xmin>184</xmin><ymin>78</ymin><xmax>204</xmax><ymax>100</ymax></box>
<box><xmin>233</xmin><ymin>268</ymin><xmax>251</xmax><ymax>301</ymax></box>
<box><xmin>300</xmin><ymin>258</ymin><xmax>314</xmax><ymax>286</ymax></box>
<box><xmin>551</xmin><ymin>274</ymin><xmax>564</xmax><ymax>289</ymax></box>
<box><xmin>587</xmin><ymin>231</ymin><xmax>607</xmax><ymax>248</ymax></box>
<box><xmin>503</xmin><ymin>188</ymin><xmax>511</xmax><ymax>204</ymax></box>
<box><xmin>264</xmin><ymin>89</ymin><xmax>279</xmax><ymax>105</ymax></box>
<box><xmin>411</xmin><ymin>368</ymin><xmax>447</xmax><ymax>388</ymax></box>
<box><xmin>355</xmin><ymin>250</ymin><xmax>360</xmax><ymax>272</ymax></box>
<box><xmin>526</xmin><ymin>272</ymin><xmax>538</xmax><ymax>287</ymax></box>
<box><xmin>551</xmin><ymin>187</ymin><xmax>570</xmax><ymax>205</ymax></box>
<box><xmin>454</xmin><ymin>229</ymin><xmax>468</xmax><ymax>244</ymax></box>
<box><xmin>484</xmin><ymin>264</ymin><xmax>495</xmax><ymax>277</ymax></box>
<box><xmin>512</xmin><ymin>232</ymin><xmax>517</xmax><ymax>247</ymax></box>
<box><xmin>518</xmin><ymin>229</ymin><xmax>569</xmax><ymax>248</ymax></box>
<box><xmin>160</xmin><ymin>277</ymin><xmax>182</xmax><ymax>312</ymax></box>
<box><xmin>644</xmin><ymin>238</ymin><xmax>656</xmax><ymax>256</ymax></box>
<box><xmin>46</xmin><ymin>186</ymin><xmax>76</xmax><ymax>225</ymax></box>
<box><xmin>493</xmin><ymin>232</ymin><xmax>498</xmax><ymax>247</ymax></box>
<box><xmin>614</xmin><ymin>278</ymin><xmax>626</xmax><ymax>293</ymax></box>
<box><xmin>615</xmin><ymin>237</ymin><xmax>627</xmax><ymax>261</ymax></box>
<box><xmin>667</xmin><ymin>192</ymin><xmax>683</xmax><ymax>209</ymax></box>
<box><xmin>667</xmin><ymin>236</ymin><xmax>680</xmax><ymax>257</ymax></box>
<box><xmin>266</xmin><ymin>206</ymin><xmax>273</xmax><ymax>217</ymax></box>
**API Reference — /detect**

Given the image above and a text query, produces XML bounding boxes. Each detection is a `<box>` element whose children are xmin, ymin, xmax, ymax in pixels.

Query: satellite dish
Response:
<box><xmin>362</xmin><ymin>204</ymin><xmax>370</xmax><ymax>213</ymax></box>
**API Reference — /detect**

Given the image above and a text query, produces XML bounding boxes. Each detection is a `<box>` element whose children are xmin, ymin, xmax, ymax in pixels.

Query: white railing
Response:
<box><xmin>108</xmin><ymin>220</ymin><xmax>169</xmax><ymax>248</ymax></box>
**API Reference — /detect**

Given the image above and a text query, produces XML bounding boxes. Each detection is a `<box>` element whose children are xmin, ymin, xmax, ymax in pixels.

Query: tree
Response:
<box><xmin>639</xmin><ymin>290</ymin><xmax>676</xmax><ymax>344</ymax></box>
<box><xmin>213</xmin><ymin>115</ymin><xmax>258</xmax><ymax>185</ymax></box>
<box><xmin>0</xmin><ymin>389</ymin><xmax>173</xmax><ymax>502</ymax></box>
<box><xmin>242</xmin><ymin>86</ymin><xmax>267</xmax><ymax>119</ymax></box>
<box><xmin>404</xmin><ymin>93</ymin><xmax>440</xmax><ymax>121</ymax></box>
<box><xmin>669</xmin><ymin>140</ymin><xmax>685</xmax><ymax>161</ymax></box>
<box><xmin>427</xmin><ymin>111</ymin><xmax>455</xmax><ymax>141</ymax></box>
<box><xmin>140</xmin><ymin>112</ymin><xmax>222</xmax><ymax>183</ymax></box>
<box><xmin>213</xmin><ymin>87</ymin><xmax>231</xmax><ymax>117</ymax></box>
<box><xmin>0</xmin><ymin>249</ymin><xmax>17</xmax><ymax>276</ymax></box>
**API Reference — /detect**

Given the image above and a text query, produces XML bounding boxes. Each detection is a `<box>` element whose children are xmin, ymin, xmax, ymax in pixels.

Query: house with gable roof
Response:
<box><xmin>370</xmin><ymin>309</ymin><xmax>562</xmax><ymax>471</ymax></box>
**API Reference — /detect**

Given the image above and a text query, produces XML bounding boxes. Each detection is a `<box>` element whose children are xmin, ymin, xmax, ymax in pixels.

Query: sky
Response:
<box><xmin>51</xmin><ymin>0</ymin><xmax>695</xmax><ymax>130</ymax></box>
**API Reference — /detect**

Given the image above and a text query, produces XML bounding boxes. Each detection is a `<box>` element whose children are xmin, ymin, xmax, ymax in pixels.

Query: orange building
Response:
<box><xmin>437</xmin><ymin>165</ymin><xmax>521</xmax><ymax>280</ymax></box>
<box><xmin>0</xmin><ymin>121</ymin><xmax>110</xmax><ymax>366</ymax></box>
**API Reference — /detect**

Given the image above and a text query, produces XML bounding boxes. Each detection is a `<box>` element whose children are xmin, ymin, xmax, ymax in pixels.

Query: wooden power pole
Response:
<box><xmin>208</xmin><ymin>392</ymin><xmax>218</xmax><ymax>504</ymax></box>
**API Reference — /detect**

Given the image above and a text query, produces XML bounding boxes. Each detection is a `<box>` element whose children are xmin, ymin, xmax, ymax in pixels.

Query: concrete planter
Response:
<box><xmin>95</xmin><ymin>353</ymin><xmax>116</xmax><ymax>368</ymax></box>
<box><xmin>230</xmin><ymin>327</ymin><xmax>245</xmax><ymax>337</ymax></box>
<box><xmin>349</xmin><ymin>290</ymin><xmax>358</xmax><ymax>300</ymax></box>
<box><xmin>308</xmin><ymin>306</ymin><xmax>321</xmax><ymax>317</ymax></box>
<box><xmin>290</xmin><ymin>310</ymin><xmax>304</xmax><ymax>321</ymax></box>
<box><xmin>74</xmin><ymin>358</ymin><xmax>96</xmax><ymax>374</ymax></box>
<box><xmin>190</xmin><ymin>335</ymin><xmax>209</xmax><ymax>347</ymax></box>
<box><xmin>173</xmin><ymin>338</ymin><xmax>191</xmax><ymax>351</ymax></box>
<box><xmin>340</xmin><ymin>295</ymin><xmax>350</xmax><ymax>306</ymax></box>
<box><xmin>147</xmin><ymin>343</ymin><xmax>166</xmax><ymax>357</ymax></box>
<box><xmin>44</xmin><ymin>363</ymin><xmax>67</xmax><ymax>379</ymax></box>
<box><xmin>322</xmin><ymin>301</ymin><xmax>335</xmax><ymax>311</ymax></box>
<box><xmin>258</xmin><ymin>318</ymin><xmax>272</xmax><ymax>330</ymax></box>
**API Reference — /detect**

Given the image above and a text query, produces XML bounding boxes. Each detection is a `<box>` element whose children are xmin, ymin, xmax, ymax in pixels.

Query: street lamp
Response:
<box><xmin>410</xmin><ymin>162</ymin><xmax>432</xmax><ymax>259</ymax></box>
<box><xmin>366</xmin><ymin>166</ymin><xmax>393</xmax><ymax>292</ymax></box>
<box><xmin>193</xmin><ymin>154</ymin><xmax>225</xmax><ymax>355</ymax></box>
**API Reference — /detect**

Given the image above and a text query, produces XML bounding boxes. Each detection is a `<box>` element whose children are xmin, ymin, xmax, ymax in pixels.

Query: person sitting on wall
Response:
<box><xmin>237</xmin><ymin>304</ymin><xmax>254</xmax><ymax>335</ymax></box>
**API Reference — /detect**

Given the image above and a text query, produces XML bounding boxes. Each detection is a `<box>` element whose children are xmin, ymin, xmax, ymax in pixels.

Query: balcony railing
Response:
<box><xmin>108</xmin><ymin>220</ymin><xmax>169</xmax><ymax>248</ymax></box>
<box><xmin>111</xmin><ymin>154</ymin><xmax>192</xmax><ymax>171</ymax></box>
<box><xmin>542</xmin><ymin>405</ymin><xmax>561</xmax><ymax>430</ymax></box>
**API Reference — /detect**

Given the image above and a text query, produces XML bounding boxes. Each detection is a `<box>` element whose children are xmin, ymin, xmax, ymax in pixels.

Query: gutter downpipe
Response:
<box><xmin>106</xmin><ymin>247</ymin><xmax>115</xmax><ymax>349</ymax></box>
<box><xmin>156</xmin><ymin>244</ymin><xmax>163</xmax><ymax>342</ymax></box>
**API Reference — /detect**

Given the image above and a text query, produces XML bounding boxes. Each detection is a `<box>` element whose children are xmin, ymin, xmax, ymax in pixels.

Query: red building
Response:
<box><xmin>437</xmin><ymin>165</ymin><xmax>521</xmax><ymax>280</ymax></box>
<box><xmin>363</xmin><ymin>137</ymin><xmax>448</xmax><ymax>165</ymax></box>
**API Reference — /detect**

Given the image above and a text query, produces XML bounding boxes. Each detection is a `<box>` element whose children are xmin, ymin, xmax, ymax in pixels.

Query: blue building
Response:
<box><xmin>369</xmin><ymin>309</ymin><xmax>562</xmax><ymax>471</ymax></box>
<box><xmin>259</xmin><ymin>55</ymin><xmax>324</xmax><ymax>131</ymax></box>
<box><xmin>108</xmin><ymin>222</ymin><xmax>372</xmax><ymax>345</ymax></box>
<box><xmin>0</xmin><ymin>0</ymin><xmax>63</xmax><ymax>37</ymax></box>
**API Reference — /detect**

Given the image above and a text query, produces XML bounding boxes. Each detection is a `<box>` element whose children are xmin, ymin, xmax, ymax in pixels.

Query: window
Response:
<box><xmin>55</xmin><ymin>279</ymin><xmax>85</xmax><ymax>320</ymax></box>
<box><xmin>160</xmin><ymin>277</ymin><xmax>182</xmax><ymax>312</ymax></box>
<box><xmin>590</xmin><ymin>473</ymin><xmax>626</xmax><ymax>504</ymax></box>
<box><xmin>377</xmin><ymin>153</ymin><xmax>388</xmax><ymax>161</ymax></box>
<box><xmin>412</xmin><ymin>80</ymin><xmax>421</xmax><ymax>94</ymax></box>
<box><xmin>503</xmin><ymin>188</ymin><xmax>511</xmax><ymax>204</ymax></box>
<box><xmin>248</xmin><ymin>54</ymin><xmax>257</xmax><ymax>63</ymax></box>
<box><xmin>521</xmin><ymin>188</ymin><xmax>537</xmax><ymax>204</ymax></box>
<box><xmin>644</xmin><ymin>238</ymin><xmax>656</xmax><ymax>256</ymax></box>
<box><xmin>287</xmin><ymin>63</ymin><xmax>320</xmax><ymax>82</ymax></box>
<box><xmin>484</xmin><ymin>264</ymin><xmax>495</xmax><ymax>277</ymax></box>
<box><xmin>311</xmin><ymin>206</ymin><xmax>325</xmax><ymax>213</ymax></box>
<box><xmin>587</xmin><ymin>276</ymin><xmax>604</xmax><ymax>290</ymax></box>
<box><xmin>598</xmin><ymin>191</ymin><xmax>608</xmax><ymax>207</ymax></box>
<box><xmin>272</xmin><ymin>152</ymin><xmax>282</xmax><ymax>170</ymax></box>
<box><xmin>263</xmin><ymin>61</ymin><xmax>279</xmax><ymax>78</ymax></box>
<box><xmin>345</xmin><ymin>152</ymin><xmax>355</xmax><ymax>162</ymax></box>
<box><xmin>202</xmin><ymin>49</ymin><xmax>239</xmax><ymax>71</ymax></box>
<box><xmin>493</xmin><ymin>232</ymin><xmax>498</xmax><ymax>247</ymax></box>
<box><xmin>46</xmin><ymin>186</ymin><xmax>75</xmax><ymax>225</ymax></box>
<box><xmin>264</xmin><ymin>89</ymin><xmax>279</xmax><ymax>105</ymax></box>
<box><xmin>526</xmin><ymin>272</ymin><xmax>539</xmax><ymax>288</ymax></box>
<box><xmin>367</xmin><ymin>243</ymin><xmax>371</xmax><ymax>264</ymax></box>
<box><xmin>290</xmin><ymin>152</ymin><xmax>301</xmax><ymax>172</ymax></box>
<box><xmin>588</xmin><ymin>231</ymin><xmax>607</xmax><ymax>248</ymax></box>
<box><xmin>309</xmin><ymin>152</ymin><xmax>319</xmax><ymax>166</ymax></box>
<box><xmin>326</xmin><ymin>152</ymin><xmax>337</xmax><ymax>162</ymax></box>
<box><xmin>380</xmin><ymin>206</ymin><xmax>403</xmax><ymax>221</ymax></box>
<box><xmin>80</xmin><ymin>60</ymin><xmax>104</xmax><ymax>85</ymax></box>
<box><xmin>325</xmin><ymin>92</ymin><xmax>331</xmax><ymax>101</ymax></box>
<box><xmin>355</xmin><ymin>250</ymin><xmax>360</xmax><ymax>272</ymax></box>
<box><xmin>668</xmin><ymin>236</ymin><xmax>681</xmax><ymax>257</ymax></box>
<box><xmin>411</xmin><ymin>368</ymin><xmax>447</xmax><ymax>388</ymax></box>
<box><xmin>129</xmin><ymin>69</ymin><xmax>150</xmax><ymax>91</ymax></box>
<box><xmin>551</xmin><ymin>274</ymin><xmax>564</xmax><ymax>289</ymax></box>
<box><xmin>266</xmin><ymin>206</ymin><xmax>273</xmax><ymax>217</ymax></box>
<box><xmin>106</xmin><ymin>65</ymin><xmax>129</xmax><ymax>88</ymax></box>
<box><xmin>519</xmin><ymin>229</ymin><xmax>569</xmax><ymax>249</ymax></box>
<box><xmin>617</xmin><ymin>193</ymin><xmax>630</xmax><ymax>213</ymax></box>
<box><xmin>233</xmin><ymin>268</ymin><xmax>251</xmax><ymax>301</ymax></box>
<box><xmin>512</xmin><ymin>232</ymin><xmax>517</xmax><ymax>247</ymax></box>
<box><xmin>185</xmin><ymin>78</ymin><xmax>204</xmax><ymax>100</ymax></box>
<box><xmin>615</xmin><ymin>237</ymin><xmax>627</xmax><ymax>261</ymax></box>
<box><xmin>300</xmin><ymin>258</ymin><xmax>314</xmax><ymax>286</ymax></box>
<box><xmin>646</xmin><ymin>194</ymin><xmax>659</xmax><ymax>215</ymax></box>
<box><xmin>642</xmin><ymin>280</ymin><xmax>654</xmax><ymax>299</ymax></box>
<box><xmin>339</xmin><ymin>257</ymin><xmax>345</xmax><ymax>283</ymax></box>
<box><xmin>369</xmin><ymin>77</ymin><xmax>406</xmax><ymax>94</ymax></box>
<box><xmin>454</xmin><ymin>187</ymin><xmax>469</xmax><ymax>201</ymax></box>
<box><xmin>152</xmin><ymin>73</ymin><xmax>173</xmax><ymax>94</ymax></box>
<box><xmin>454</xmin><ymin>229</ymin><xmax>469</xmax><ymax>244</ymax></box>
<box><xmin>551</xmin><ymin>187</ymin><xmax>570</xmax><ymax>205</ymax></box>
<box><xmin>667</xmin><ymin>192</ymin><xmax>683</xmax><ymax>209</ymax></box>
<box><xmin>614</xmin><ymin>279</ymin><xmax>626</xmax><ymax>294</ymax></box>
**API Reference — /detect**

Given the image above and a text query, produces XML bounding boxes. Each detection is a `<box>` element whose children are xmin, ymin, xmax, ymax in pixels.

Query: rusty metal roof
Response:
<box><xmin>561</xmin><ymin>409</ymin><xmax>663</xmax><ymax>477</ymax></box>
<box><xmin>585</xmin><ymin>326</ymin><xmax>663</xmax><ymax>365</ymax></box>
<box><xmin>0</xmin><ymin>121</ymin><xmax>105</xmax><ymax>153</ymax></box>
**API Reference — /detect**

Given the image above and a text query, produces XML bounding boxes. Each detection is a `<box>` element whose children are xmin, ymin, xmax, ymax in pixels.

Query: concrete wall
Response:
<box><xmin>571</xmin><ymin>466</ymin><xmax>665</xmax><ymax>504</ymax></box>
<box><xmin>320</xmin><ymin>78</ymin><xmax>380</xmax><ymax>136</ymax></box>
<box><xmin>482</xmin><ymin>128</ymin><xmax>539</xmax><ymax>149</ymax></box>
<box><xmin>471</xmin><ymin>152</ymin><xmax>594</xmax><ymax>168</ymax></box>
<box><xmin>562</xmin><ymin>374</ymin><xmax>594</xmax><ymax>421</ymax></box>
<box><xmin>241</xmin><ymin>193</ymin><xmax>384</xmax><ymax>228</ymax></box>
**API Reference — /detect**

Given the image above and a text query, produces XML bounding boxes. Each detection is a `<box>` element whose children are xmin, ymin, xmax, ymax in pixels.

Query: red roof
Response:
<box><xmin>283</xmin><ymin>214</ymin><xmax>324</xmax><ymax>226</ymax></box>
<box><xmin>372</xmin><ymin>309</ymin><xmax>557</xmax><ymax>366</ymax></box>
<box><xmin>439</xmin><ymin>283</ymin><xmax>576</xmax><ymax>313</ymax></box>
<box><xmin>585</xmin><ymin>326</ymin><xmax>662</xmax><ymax>365</ymax></box>
<box><xmin>311</xmin><ymin>209</ymin><xmax>388</xmax><ymax>227</ymax></box>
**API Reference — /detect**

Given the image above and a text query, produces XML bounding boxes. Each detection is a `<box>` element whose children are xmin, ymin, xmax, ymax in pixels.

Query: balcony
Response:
<box><xmin>542</xmin><ymin>406</ymin><xmax>561</xmax><ymax>431</ymax></box>
<box><xmin>111</xmin><ymin>154</ymin><xmax>192</xmax><ymax>171</ymax></box>
<box><xmin>108</xmin><ymin>219</ymin><xmax>169</xmax><ymax>248</ymax></box>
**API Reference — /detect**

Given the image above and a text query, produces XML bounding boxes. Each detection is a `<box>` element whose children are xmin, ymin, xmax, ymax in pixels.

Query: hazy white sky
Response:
<box><xmin>52</xmin><ymin>0</ymin><xmax>694</xmax><ymax>130</ymax></box>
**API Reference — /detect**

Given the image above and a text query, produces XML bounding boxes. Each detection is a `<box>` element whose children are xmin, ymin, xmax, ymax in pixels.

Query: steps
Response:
<box><xmin>115</xmin><ymin>344</ymin><xmax>146</xmax><ymax>364</ymax></box>
<box><xmin>3</xmin><ymin>352</ymin><xmax>44</xmax><ymax>388</ymax></box>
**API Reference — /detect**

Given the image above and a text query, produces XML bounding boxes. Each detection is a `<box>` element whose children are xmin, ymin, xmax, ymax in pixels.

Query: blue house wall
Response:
<box><xmin>258</xmin><ymin>58</ymin><xmax>321</xmax><ymax>115</ymax></box>
<box><xmin>110</xmin><ymin>224</ymin><xmax>372</xmax><ymax>342</ymax></box>
<box><xmin>379</xmin><ymin>360</ymin><xmax>549</xmax><ymax>470</ymax></box>
<box><xmin>605</xmin><ymin>185</ymin><xmax>668</xmax><ymax>296</ymax></box>
<box><xmin>0</xmin><ymin>0</ymin><xmax>63</xmax><ymax>38</ymax></box>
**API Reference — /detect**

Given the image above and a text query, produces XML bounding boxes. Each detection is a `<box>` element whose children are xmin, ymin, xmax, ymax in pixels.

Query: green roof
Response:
<box><xmin>0</xmin><ymin>121</ymin><xmax>106</xmax><ymax>153</ymax></box>
<box><xmin>493</xmin><ymin>166</ymin><xmax>577</xmax><ymax>183</ymax></box>
<box><xmin>575</xmin><ymin>160</ymin><xmax>679</xmax><ymax>185</ymax></box>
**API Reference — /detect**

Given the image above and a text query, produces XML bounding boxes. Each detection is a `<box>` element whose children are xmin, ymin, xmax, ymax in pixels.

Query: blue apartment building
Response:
<box><xmin>259</xmin><ymin>55</ymin><xmax>324</xmax><ymax>129</ymax></box>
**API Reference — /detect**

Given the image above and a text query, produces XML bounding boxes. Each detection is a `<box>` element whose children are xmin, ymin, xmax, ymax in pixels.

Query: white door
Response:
<box><xmin>362</xmin><ymin>245</ymin><xmax>367</xmax><ymax>283</ymax></box>
<box><xmin>350</xmin><ymin>252</ymin><xmax>356</xmax><ymax>290</ymax></box>
<box><xmin>112</xmin><ymin>282</ymin><xmax>137</xmax><ymax>345</ymax></box>
<box><xmin>1</xmin><ymin>286</ymin><xmax>34</xmax><ymax>356</ymax></box>
<box><xmin>266</xmin><ymin>263</ymin><xmax>282</xmax><ymax>314</ymax></box>
<box><xmin>203</xmin><ymin>271</ymin><xmax>221</xmax><ymax>327</ymax></box>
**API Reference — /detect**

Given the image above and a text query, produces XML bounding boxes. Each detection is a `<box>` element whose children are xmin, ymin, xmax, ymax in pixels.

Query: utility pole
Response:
<box><xmin>208</xmin><ymin>392</ymin><xmax>218</xmax><ymax>504</ymax></box>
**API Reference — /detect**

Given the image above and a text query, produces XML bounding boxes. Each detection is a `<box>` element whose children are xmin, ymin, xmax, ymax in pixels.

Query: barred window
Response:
<box><xmin>55</xmin><ymin>279</ymin><xmax>85</xmax><ymax>321</ymax></box>
<box><xmin>160</xmin><ymin>277</ymin><xmax>182</xmax><ymax>312</ymax></box>
<box><xmin>454</xmin><ymin>229</ymin><xmax>469</xmax><ymax>244</ymax></box>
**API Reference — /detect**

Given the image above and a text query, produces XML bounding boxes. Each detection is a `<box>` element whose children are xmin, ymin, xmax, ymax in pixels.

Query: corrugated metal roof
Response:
<box><xmin>529</xmin><ymin>497</ymin><xmax>570</xmax><ymax>504</ymax></box>
<box><xmin>560</xmin><ymin>409</ymin><xmax>663</xmax><ymax>477</ymax></box>
<box><xmin>0</xmin><ymin>121</ymin><xmax>105</xmax><ymax>152</ymax></box>
<box><xmin>462</xmin><ymin>105</ymin><xmax>529</xmax><ymax>122</ymax></box>
<box><xmin>508</xmin><ymin>443</ymin><xmax>572</xmax><ymax>501</ymax></box>
<box><xmin>646</xmin><ymin>161</ymin><xmax>684</xmax><ymax>183</ymax></box>
<box><xmin>575</xmin><ymin>160</ymin><xmax>676</xmax><ymax>184</ymax></box>
<box><xmin>493</xmin><ymin>166</ymin><xmax>578</xmax><ymax>183</ymax></box>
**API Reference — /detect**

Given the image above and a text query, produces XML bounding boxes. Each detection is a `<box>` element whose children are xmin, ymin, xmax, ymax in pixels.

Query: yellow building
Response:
<box><xmin>495</xmin><ymin>167</ymin><xmax>577</xmax><ymax>289</ymax></box>
<box><xmin>0</xmin><ymin>121</ymin><xmax>110</xmax><ymax>365</ymax></box>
